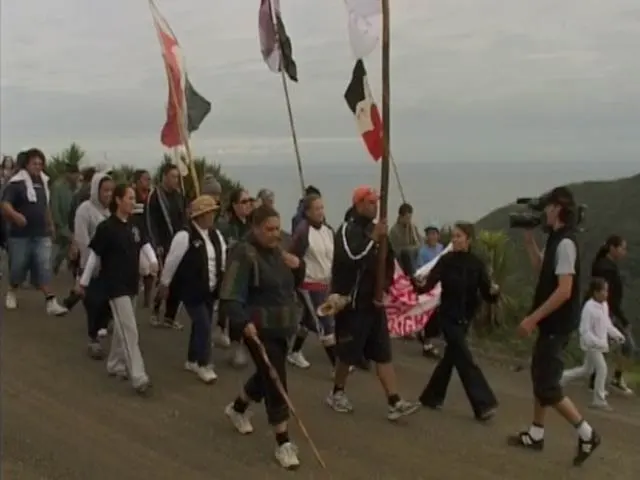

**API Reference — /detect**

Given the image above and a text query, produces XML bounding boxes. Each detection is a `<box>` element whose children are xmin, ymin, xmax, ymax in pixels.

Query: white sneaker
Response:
<box><xmin>589</xmin><ymin>402</ymin><xmax>613</xmax><ymax>412</ymax></box>
<box><xmin>197</xmin><ymin>365</ymin><xmax>218</xmax><ymax>384</ymax></box>
<box><xmin>224</xmin><ymin>402</ymin><xmax>254</xmax><ymax>434</ymax></box>
<box><xmin>212</xmin><ymin>329</ymin><xmax>231</xmax><ymax>348</ymax></box>
<box><xmin>97</xmin><ymin>328</ymin><xmax>108</xmax><ymax>338</ymax></box>
<box><xmin>5</xmin><ymin>291</ymin><xmax>17</xmax><ymax>310</ymax></box>
<box><xmin>325</xmin><ymin>390</ymin><xmax>354</xmax><ymax>413</ymax></box>
<box><xmin>275</xmin><ymin>442</ymin><xmax>300</xmax><ymax>470</ymax></box>
<box><xmin>287</xmin><ymin>351</ymin><xmax>311</xmax><ymax>369</ymax></box>
<box><xmin>230</xmin><ymin>345</ymin><xmax>249</xmax><ymax>368</ymax></box>
<box><xmin>184</xmin><ymin>362</ymin><xmax>218</xmax><ymax>384</ymax></box>
<box><xmin>46</xmin><ymin>298</ymin><xmax>68</xmax><ymax>316</ymax></box>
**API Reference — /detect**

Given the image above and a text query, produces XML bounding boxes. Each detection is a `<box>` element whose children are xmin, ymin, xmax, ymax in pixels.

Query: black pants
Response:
<box><xmin>243</xmin><ymin>336</ymin><xmax>289</xmax><ymax>426</ymax></box>
<box><xmin>335</xmin><ymin>307</ymin><xmax>392</xmax><ymax>365</ymax></box>
<box><xmin>217</xmin><ymin>305</ymin><xmax>243</xmax><ymax>342</ymax></box>
<box><xmin>83</xmin><ymin>277</ymin><xmax>111</xmax><ymax>342</ymax></box>
<box><xmin>154</xmin><ymin>279</ymin><xmax>181</xmax><ymax>320</ymax></box>
<box><xmin>531</xmin><ymin>333</ymin><xmax>569</xmax><ymax>407</ymax></box>
<box><xmin>421</xmin><ymin>309</ymin><xmax>441</xmax><ymax>343</ymax></box>
<box><xmin>419</xmin><ymin>321</ymin><xmax>497</xmax><ymax>417</ymax></box>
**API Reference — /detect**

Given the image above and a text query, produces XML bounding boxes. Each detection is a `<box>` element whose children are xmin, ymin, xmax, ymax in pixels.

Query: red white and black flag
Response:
<box><xmin>344</xmin><ymin>60</ymin><xmax>383</xmax><ymax>161</ymax></box>
<box><xmin>149</xmin><ymin>0</ymin><xmax>211</xmax><ymax>149</ymax></box>
<box><xmin>258</xmin><ymin>0</ymin><xmax>298</xmax><ymax>82</ymax></box>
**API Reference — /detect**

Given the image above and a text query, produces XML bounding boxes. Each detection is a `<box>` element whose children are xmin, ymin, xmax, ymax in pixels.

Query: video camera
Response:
<box><xmin>508</xmin><ymin>192</ymin><xmax>586</xmax><ymax>230</ymax></box>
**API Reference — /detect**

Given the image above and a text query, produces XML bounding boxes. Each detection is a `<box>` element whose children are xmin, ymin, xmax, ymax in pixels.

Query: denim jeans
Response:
<box><xmin>7</xmin><ymin>236</ymin><xmax>52</xmax><ymax>287</ymax></box>
<box><xmin>184</xmin><ymin>298</ymin><xmax>215</xmax><ymax>366</ymax></box>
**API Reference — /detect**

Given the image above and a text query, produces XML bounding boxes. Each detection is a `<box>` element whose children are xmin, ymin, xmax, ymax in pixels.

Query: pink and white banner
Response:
<box><xmin>385</xmin><ymin>244</ymin><xmax>451</xmax><ymax>337</ymax></box>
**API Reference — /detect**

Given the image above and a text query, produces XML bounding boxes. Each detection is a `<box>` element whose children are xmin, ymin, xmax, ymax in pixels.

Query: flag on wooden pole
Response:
<box><xmin>344</xmin><ymin>60</ymin><xmax>383</xmax><ymax>161</ymax></box>
<box><xmin>344</xmin><ymin>0</ymin><xmax>382</xmax><ymax>58</ymax></box>
<box><xmin>259</xmin><ymin>0</ymin><xmax>298</xmax><ymax>82</ymax></box>
<box><xmin>149</xmin><ymin>0</ymin><xmax>211</xmax><ymax>150</ymax></box>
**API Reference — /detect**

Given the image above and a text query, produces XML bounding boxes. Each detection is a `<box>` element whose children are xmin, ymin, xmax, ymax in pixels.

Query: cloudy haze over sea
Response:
<box><xmin>2</xmin><ymin>0</ymin><xmax>639</xmax><ymax>223</ymax></box>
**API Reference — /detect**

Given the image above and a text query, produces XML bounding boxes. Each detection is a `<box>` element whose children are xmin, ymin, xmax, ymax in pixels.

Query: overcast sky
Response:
<box><xmin>2</xmin><ymin>0</ymin><xmax>640</xmax><ymax>167</ymax></box>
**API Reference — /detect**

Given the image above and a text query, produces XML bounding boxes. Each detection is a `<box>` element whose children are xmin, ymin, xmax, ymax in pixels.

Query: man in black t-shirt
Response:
<box><xmin>507</xmin><ymin>186</ymin><xmax>600</xmax><ymax>467</ymax></box>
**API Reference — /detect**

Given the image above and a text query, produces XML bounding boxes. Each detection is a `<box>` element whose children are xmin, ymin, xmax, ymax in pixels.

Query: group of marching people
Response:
<box><xmin>2</xmin><ymin>149</ymin><xmax>635</xmax><ymax>471</ymax></box>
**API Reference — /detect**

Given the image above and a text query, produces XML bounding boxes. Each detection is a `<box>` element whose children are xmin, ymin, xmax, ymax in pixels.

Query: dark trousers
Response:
<box><xmin>83</xmin><ymin>277</ymin><xmax>111</xmax><ymax>342</ymax></box>
<box><xmin>217</xmin><ymin>306</ymin><xmax>243</xmax><ymax>342</ymax></box>
<box><xmin>184</xmin><ymin>298</ymin><xmax>215</xmax><ymax>366</ymax></box>
<box><xmin>243</xmin><ymin>336</ymin><xmax>290</xmax><ymax>426</ymax></box>
<box><xmin>419</xmin><ymin>321</ymin><xmax>497</xmax><ymax>417</ymax></box>
<box><xmin>154</xmin><ymin>279</ymin><xmax>181</xmax><ymax>320</ymax></box>
<box><xmin>421</xmin><ymin>308</ymin><xmax>441</xmax><ymax>343</ymax></box>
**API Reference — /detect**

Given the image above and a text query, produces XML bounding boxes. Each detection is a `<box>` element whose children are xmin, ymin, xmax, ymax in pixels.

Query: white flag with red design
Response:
<box><xmin>385</xmin><ymin>244</ymin><xmax>452</xmax><ymax>337</ymax></box>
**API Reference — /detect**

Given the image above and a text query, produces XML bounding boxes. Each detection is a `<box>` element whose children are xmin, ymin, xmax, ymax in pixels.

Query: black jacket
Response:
<box><xmin>417</xmin><ymin>250</ymin><xmax>497</xmax><ymax>324</ymax></box>
<box><xmin>220</xmin><ymin>234</ymin><xmax>306</xmax><ymax>338</ymax></box>
<box><xmin>173</xmin><ymin>225</ymin><xmax>226</xmax><ymax>306</ymax></box>
<box><xmin>146</xmin><ymin>187</ymin><xmax>187</xmax><ymax>251</ymax></box>
<box><xmin>331</xmin><ymin>214</ymin><xmax>394</xmax><ymax>310</ymax></box>
<box><xmin>532</xmin><ymin>228</ymin><xmax>581</xmax><ymax>335</ymax></box>
<box><xmin>591</xmin><ymin>256</ymin><xmax>628</xmax><ymax>328</ymax></box>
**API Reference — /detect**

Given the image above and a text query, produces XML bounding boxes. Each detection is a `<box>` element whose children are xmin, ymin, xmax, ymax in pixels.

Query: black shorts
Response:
<box><xmin>530</xmin><ymin>333</ymin><xmax>569</xmax><ymax>407</ymax></box>
<box><xmin>335</xmin><ymin>307</ymin><xmax>392</xmax><ymax>365</ymax></box>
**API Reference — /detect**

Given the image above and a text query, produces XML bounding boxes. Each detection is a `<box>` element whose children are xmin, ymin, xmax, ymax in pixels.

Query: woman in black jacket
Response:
<box><xmin>590</xmin><ymin>235</ymin><xmax>633</xmax><ymax>395</ymax></box>
<box><xmin>414</xmin><ymin>222</ymin><xmax>499</xmax><ymax>421</ymax></box>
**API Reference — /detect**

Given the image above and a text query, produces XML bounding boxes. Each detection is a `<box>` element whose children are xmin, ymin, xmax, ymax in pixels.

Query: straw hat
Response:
<box><xmin>190</xmin><ymin>195</ymin><xmax>219</xmax><ymax>219</ymax></box>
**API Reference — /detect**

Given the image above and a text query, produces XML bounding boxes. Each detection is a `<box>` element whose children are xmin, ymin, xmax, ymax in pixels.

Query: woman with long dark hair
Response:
<box><xmin>590</xmin><ymin>235</ymin><xmax>634</xmax><ymax>395</ymax></box>
<box><xmin>215</xmin><ymin>187</ymin><xmax>254</xmax><ymax>367</ymax></box>
<box><xmin>414</xmin><ymin>222</ymin><xmax>500</xmax><ymax>421</ymax></box>
<box><xmin>77</xmin><ymin>184</ymin><xmax>158</xmax><ymax>395</ymax></box>
<box><xmin>219</xmin><ymin>188</ymin><xmax>252</xmax><ymax>246</ymax></box>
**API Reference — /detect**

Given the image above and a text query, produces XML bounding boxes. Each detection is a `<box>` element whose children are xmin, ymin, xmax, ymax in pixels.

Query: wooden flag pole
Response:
<box><xmin>268</xmin><ymin>0</ymin><xmax>305</xmax><ymax>196</ymax></box>
<box><xmin>375</xmin><ymin>0</ymin><xmax>391</xmax><ymax>302</ymax></box>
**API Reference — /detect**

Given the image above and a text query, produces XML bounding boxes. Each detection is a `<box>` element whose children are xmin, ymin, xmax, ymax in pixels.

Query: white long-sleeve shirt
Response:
<box><xmin>579</xmin><ymin>298</ymin><xmax>625</xmax><ymax>352</ymax></box>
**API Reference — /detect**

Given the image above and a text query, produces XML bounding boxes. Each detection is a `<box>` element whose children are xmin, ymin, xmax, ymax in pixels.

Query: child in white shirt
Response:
<box><xmin>561</xmin><ymin>278</ymin><xmax>626</xmax><ymax>410</ymax></box>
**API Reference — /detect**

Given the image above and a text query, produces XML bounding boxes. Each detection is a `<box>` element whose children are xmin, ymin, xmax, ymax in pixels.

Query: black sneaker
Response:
<box><xmin>507</xmin><ymin>431</ymin><xmax>544</xmax><ymax>451</ymax></box>
<box><xmin>476</xmin><ymin>407</ymin><xmax>497</xmax><ymax>423</ymax></box>
<box><xmin>573</xmin><ymin>431</ymin><xmax>601</xmax><ymax>467</ymax></box>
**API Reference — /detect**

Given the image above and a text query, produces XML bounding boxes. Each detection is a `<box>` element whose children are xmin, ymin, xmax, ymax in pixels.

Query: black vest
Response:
<box><xmin>174</xmin><ymin>225</ymin><xmax>225</xmax><ymax>305</ymax></box>
<box><xmin>532</xmin><ymin>227</ymin><xmax>581</xmax><ymax>335</ymax></box>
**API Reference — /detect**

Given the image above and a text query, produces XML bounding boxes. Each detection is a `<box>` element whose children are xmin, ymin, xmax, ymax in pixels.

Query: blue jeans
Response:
<box><xmin>7</xmin><ymin>236</ymin><xmax>52</xmax><ymax>288</ymax></box>
<box><xmin>185</xmin><ymin>298</ymin><xmax>215</xmax><ymax>366</ymax></box>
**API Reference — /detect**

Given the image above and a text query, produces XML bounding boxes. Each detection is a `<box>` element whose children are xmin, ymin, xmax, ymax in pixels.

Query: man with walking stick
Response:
<box><xmin>220</xmin><ymin>204</ymin><xmax>313</xmax><ymax>470</ymax></box>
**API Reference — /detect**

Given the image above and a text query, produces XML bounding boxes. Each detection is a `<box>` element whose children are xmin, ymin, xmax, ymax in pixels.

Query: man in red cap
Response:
<box><xmin>326</xmin><ymin>185</ymin><xmax>419</xmax><ymax>421</ymax></box>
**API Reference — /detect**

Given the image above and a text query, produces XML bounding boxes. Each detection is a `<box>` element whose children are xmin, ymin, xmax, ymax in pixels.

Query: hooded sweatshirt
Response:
<box><xmin>74</xmin><ymin>173</ymin><xmax>111</xmax><ymax>270</ymax></box>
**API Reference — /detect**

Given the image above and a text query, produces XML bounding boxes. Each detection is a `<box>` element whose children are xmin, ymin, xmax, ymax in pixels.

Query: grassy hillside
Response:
<box><xmin>476</xmin><ymin>172</ymin><xmax>640</xmax><ymax>329</ymax></box>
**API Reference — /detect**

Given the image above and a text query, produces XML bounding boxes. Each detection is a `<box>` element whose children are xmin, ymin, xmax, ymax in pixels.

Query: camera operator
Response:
<box><xmin>507</xmin><ymin>186</ymin><xmax>600</xmax><ymax>467</ymax></box>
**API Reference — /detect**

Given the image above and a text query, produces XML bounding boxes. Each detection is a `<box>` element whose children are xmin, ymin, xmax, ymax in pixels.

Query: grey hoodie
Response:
<box><xmin>73</xmin><ymin>172</ymin><xmax>111</xmax><ymax>269</ymax></box>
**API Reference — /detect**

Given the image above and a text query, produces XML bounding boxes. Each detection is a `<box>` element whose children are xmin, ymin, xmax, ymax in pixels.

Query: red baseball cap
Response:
<box><xmin>352</xmin><ymin>185</ymin><xmax>379</xmax><ymax>204</ymax></box>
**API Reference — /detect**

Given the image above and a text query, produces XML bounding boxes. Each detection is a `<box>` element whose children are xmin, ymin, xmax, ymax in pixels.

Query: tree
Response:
<box><xmin>153</xmin><ymin>155</ymin><xmax>243</xmax><ymax>204</ymax></box>
<box><xmin>474</xmin><ymin>230</ymin><xmax>518</xmax><ymax>332</ymax></box>
<box><xmin>47</xmin><ymin>142</ymin><xmax>86</xmax><ymax>182</ymax></box>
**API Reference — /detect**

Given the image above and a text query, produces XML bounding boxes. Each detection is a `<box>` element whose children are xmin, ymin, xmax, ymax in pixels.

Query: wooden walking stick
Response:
<box><xmin>248</xmin><ymin>336</ymin><xmax>327</xmax><ymax>470</ymax></box>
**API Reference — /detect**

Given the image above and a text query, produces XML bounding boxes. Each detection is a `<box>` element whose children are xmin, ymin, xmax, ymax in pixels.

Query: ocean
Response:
<box><xmin>219</xmin><ymin>161</ymin><xmax>639</xmax><ymax>228</ymax></box>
